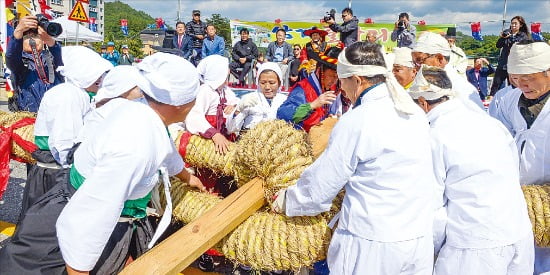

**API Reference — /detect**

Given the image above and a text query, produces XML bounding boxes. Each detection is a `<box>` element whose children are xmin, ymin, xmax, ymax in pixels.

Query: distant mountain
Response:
<box><xmin>104</xmin><ymin>1</ymin><xmax>156</xmax><ymax>41</ymax></box>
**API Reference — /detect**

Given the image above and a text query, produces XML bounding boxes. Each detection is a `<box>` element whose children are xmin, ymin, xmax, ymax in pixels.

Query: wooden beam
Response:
<box><xmin>120</xmin><ymin>178</ymin><xmax>266</xmax><ymax>275</ymax></box>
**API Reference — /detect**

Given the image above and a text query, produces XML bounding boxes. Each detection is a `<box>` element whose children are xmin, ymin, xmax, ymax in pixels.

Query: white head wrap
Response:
<box><xmin>392</xmin><ymin>47</ymin><xmax>414</xmax><ymax>68</ymax></box>
<box><xmin>409</xmin><ymin>64</ymin><xmax>455</xmax><ymax>100</ymax></box>
<box><xmin>94</xmin><ymin>65</ymin><xmax>147</xmax><ymax>104</ymax></box>
<box><xmin>413</xmin><ymin>32</ymin><xmax>452</xmax><ymax>57</ymax></box>
<box><xmin>136</xmin><ymin>52</ymin><xmax>199</xmax><ymax>106</ymax></box>
<box><xmin>256</xmin><ymin>62</ymin><xmax>283</xmax><ymax>93</ymax></box>
<box><xmin>196</xmin><ymin>55</ymin><xmax>229</xmax><ymax>90</ymax></box>
<box><xmin>508</xmin><ymin>42</ymin><xmax>550</xmax><ymax>74</ymax></box>
<box><xmin>57</xmin><ymin>46</ymin><xmax>113</xmax><ymax>89</ymax></box>
<box><xmin>336</xmin><ymin>47</ymin><xmax>419</xmax><ymax>114</ymax></box>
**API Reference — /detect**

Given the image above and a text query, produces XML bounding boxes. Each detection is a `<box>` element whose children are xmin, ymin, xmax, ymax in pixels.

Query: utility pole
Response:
<box><xmin>501</xmin><ymin>0</ymin><xmax>508</xmax><ymax>30</ymax></box>
<box><xmin>177</xmin><ymin>0</ymin><xmax>181</xmax><ymax>22</ymax></box>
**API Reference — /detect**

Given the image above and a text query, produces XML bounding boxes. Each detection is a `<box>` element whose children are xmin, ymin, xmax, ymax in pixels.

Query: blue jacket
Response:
<box><xmin>101</xmin><ymin>50</ymin><xmax>120</xmax><ymax>66</ymax></box>
<box><xmin>466</xmin><ymin>65</ymin><xmax>495</xmax><ymax>100</ymax></box>
<box><xmin>172</xmin><ymin>34</ymin><xmax>193</xmax><ymax>59</ymax></box>
<box><xmin>201</xmin><ymin>35</ymin><xmax>225</xmax><ymax>57</ymax></box>
<box><xmin>329</xmin><ymin>16</ymin><xmax>359</xmax><ymax>46</ymax></box>
<box><xmin>6</xmin><ymin>37</ymin><xmax>64</xmax><ymax>112</ymax></box>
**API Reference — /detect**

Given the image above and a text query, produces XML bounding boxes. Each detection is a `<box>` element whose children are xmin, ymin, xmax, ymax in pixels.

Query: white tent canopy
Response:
<box><xmin>51</xmin><ymin>16</ymin><xmax>103</xmax><ymax>42</ymax></box>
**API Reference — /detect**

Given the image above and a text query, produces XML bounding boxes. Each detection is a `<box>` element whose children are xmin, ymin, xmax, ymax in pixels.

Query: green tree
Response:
<box><xmin>205</xmin><ymin>14</ymin><xmax>231</xmax><ymax>50</ymax></box>
<box><xmin>456</xmin><ymin>31</ymin><xmax>500</xmax><ymax>64</ymax></box>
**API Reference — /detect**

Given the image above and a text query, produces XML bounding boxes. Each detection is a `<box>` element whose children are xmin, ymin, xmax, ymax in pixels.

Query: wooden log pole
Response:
<box><xmin>120</xmin><ymin>178</ymin><xmax>266</xmax><ymax>275</ymax></box>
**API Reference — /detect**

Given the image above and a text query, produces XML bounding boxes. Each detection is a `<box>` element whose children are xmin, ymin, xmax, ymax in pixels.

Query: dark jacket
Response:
<box><xmin>329</xmin><ymin>16</ymin><xmax>359</xmax><ymax>46</ymax></box>
<box><xmin>496</xmin><ymin>32</ymin><xmax>529</xmax><ymax>69</ymax></box>
<box><xmin>466</xmin><ymin>65</ymin><xmax>495</xmax><ymax>100</ymax></box>
<box><xmin>185</xmin><ymin>20</ymin><xmax>207</xmax><ymax>49</ymax></box>
<box><xmin>117</xmin><ymin>53</ymin><xmax>135</xmax><ymax>65</ymax></box>
<box><xmin>231</xmin><ymin>39</ymin><xmax>258</xmax><ymax>63</ymax></box>
<box><xmin>6</xmin><ymin>37</ymin><xmax>64</xmax><ymax>112</ymax></box>
<box><xmin>266</xmin><ymin>41</ymin><xmax>294</xmax><ymax>62</ymax></box>
<box><xmin>172</xmin><ymin>34</ymin><xmax>193</xmax><ymax>59</ymax></box>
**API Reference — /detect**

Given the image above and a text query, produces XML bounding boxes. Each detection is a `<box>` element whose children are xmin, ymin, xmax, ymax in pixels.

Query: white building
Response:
<box><xmin>48</xmin><ymin>0</ymin><xmax>105</xmax><ymax>37</ymax></box>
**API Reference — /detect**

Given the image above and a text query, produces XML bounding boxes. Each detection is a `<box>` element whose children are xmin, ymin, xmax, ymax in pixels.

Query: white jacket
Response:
<box><xmin>444</xmin><ymin>64</ymin><xmax>485</xmax><ymax>111</ymax></box>
<box><xmin>285</xmin><ymin>84</ymin><xmax>435</xmax><ymax>242</ymax></box>
<box><xmin>492</xmin><ymin>89</ymin><xmax>550</xmax><ymax>185</ymax></box>
<box><xmin>428</xmin><ymin>99</ymin><xmax>531</xmax><ymax>249</ymax></box>
<box><xmin>34</xmin><ymin>82</ymin><xmax>92</xmax><ymax>167</ymax></box>
<box><xmin>226</xmin><ymin>91</ymin><xmax>287</xmax><ymax>133</ymax></box>
<box><xmin>56</xmin><ymin>100</ymin><xmax>183</xmax><ymax>270</ymax></box>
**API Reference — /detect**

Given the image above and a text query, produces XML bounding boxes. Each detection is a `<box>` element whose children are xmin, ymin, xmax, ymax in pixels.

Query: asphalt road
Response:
<box><xmin>0</xmin><ymin>97</ymin><xmax>27</xmax><ymax>246</ymax></box>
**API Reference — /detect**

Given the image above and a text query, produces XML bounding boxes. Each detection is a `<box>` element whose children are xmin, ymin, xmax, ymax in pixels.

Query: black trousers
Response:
<box><xmin>490</xmin><ymin>67</ymin><xmax>508</xmax><ymax>96</ymax></box>
<box><xmin>229</xmin><ymin>61</ymin><xmax>252</xmax><ymax>83</ymax></box>
<box><xmin>0</xmin><ymin>171</ymin><xmax>155</xmax><ymax>274</ymax></box>
<box><xmin>20</xmin><ymin>150</ymin><xmax>67</xmax><ymax>219</ymax></box>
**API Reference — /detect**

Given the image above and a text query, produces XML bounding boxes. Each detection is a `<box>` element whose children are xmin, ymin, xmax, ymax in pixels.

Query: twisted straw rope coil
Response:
<box><xmin>0</xmin><ymin>111</ymin><xmax>37</xmax><ymax>163</ymax></box>
<box><xmin>522</xmin><ymin>184</ymin><xmax>550</xmax><ymax>247</ymax></box>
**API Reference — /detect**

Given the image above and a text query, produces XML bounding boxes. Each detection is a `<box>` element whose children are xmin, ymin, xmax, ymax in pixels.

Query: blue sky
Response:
<box><xmin>109</xmin><ymin>0</ymin><xmax>550</xmax><ymax>35</ymax></box>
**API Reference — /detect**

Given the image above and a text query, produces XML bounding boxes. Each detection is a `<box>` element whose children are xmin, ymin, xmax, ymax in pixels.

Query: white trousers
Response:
<box><xmin>434</xmin><ymin>233</ymin><xmax>534</xmax><ymax>275</ymax></box>
<box><xmin>327</xmin><ymin>229</ymin><xmax>433</xmax><ymax>275</ymax></box>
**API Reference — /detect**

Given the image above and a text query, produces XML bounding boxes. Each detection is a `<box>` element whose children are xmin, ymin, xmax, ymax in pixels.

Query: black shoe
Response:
<box><xmin>198</xmin><ymin>254</ymin><xmax>215</xmax><ymax>272</ymax></box>
<box><xmin>233</xmin><ymin>265</ymin><xmax>253</xmax><ymax>275</ymax></box>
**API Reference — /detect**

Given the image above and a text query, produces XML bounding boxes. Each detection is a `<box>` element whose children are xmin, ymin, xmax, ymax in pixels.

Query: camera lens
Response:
<box><xmin>44</xmin><ymin>22</ymin><xmax>63</xmax><ymax>37</ymax></box>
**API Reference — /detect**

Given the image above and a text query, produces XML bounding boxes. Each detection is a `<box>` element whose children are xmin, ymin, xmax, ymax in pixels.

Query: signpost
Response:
<box><xmin>67</xmin><ymin>1</ymin><xmax>90</xmax><ymax>44</ymax></box>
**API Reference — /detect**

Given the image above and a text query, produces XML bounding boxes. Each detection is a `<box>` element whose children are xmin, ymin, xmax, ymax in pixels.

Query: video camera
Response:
<box><xmin>397</xmin><ymin>20</ymin><xmax>407</xmax><ymax>30</ymax></box>
<box><xmin>323</xmin><ymin>9</ymin><xmax>336</xmax><ymax>22</ymax></box>
<box><xmin>25</xmin><ymin>14</ymin><xmax>63</xmax><ymax>37</ymax></box>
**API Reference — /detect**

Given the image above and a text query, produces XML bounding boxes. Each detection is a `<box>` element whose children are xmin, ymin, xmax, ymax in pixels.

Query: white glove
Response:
<box><xmin>271</xmin><ymin>189</ymin><xmax>287</xmax><ymax>214</ymax></box>
<box><xmin>238</xmin><ymin>95</ymin><xmax>260</xmax><ymax>112</ymax></box>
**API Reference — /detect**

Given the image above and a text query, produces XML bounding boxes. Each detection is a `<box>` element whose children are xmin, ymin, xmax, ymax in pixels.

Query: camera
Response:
<box><xmin>398</xmin><ymin>20</ymin><xmax>406</xmax><ymax>30</ymax></box>
<box><xmin>35</xmin><ymin>14</ymin><xmax>63</xmax><ymax>37</ymax></box>
<box><xmin>323</xmin><ymin>9</ymin><xmax>336</xmax><ymax>22</ymax></box>
<box><xmin>502</xmin><ymin>28</ymin><xmax>511</xmax><ymax>37</ymax></box>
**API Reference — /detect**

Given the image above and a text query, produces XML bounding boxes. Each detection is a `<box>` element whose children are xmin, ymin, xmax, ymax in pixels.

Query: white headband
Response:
<box><xmin>409</xmin><ymin>65</ymin><xmax>455</xmax><ymax>100</ymax></box>
<box><xmin>508</xmin><ymin>42</ymin><xmax>550</xmax><ymax>74</ymax></box>
<box><xmin>337</xmin><ymin>48</ymin><xmax>419</xmax><ymax>115</ymax></box>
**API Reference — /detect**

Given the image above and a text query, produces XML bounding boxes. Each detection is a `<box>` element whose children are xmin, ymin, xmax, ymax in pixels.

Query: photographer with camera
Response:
<box><xmin>325</xmin><ymin>7</ymin><xmax>359</xmax><ymax>47</ymax></box>
<box><xmin>489</xmin><ymin>15</ymin><xmax>530</xmax><ymax>96</ymax></box>
<box><xmin>391</xmin><ymin>12</ymin><xmax>416</xmax><ymax>49</ymax></box>
<box><xmin>6</xmin><ymin>15</ymin><xmax>63</xmax><ymax>112</ymax></box>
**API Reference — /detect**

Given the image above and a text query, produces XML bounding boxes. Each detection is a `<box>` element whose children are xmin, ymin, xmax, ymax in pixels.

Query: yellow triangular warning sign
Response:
<box><xmin>68</xmin><ymin>1</ymin><xmax>89</xmax><ymax>23</ymax></box>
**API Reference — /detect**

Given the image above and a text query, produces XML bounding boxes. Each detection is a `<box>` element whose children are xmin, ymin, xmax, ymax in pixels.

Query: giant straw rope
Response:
<box><xmin>0</xmin><ymin>111</ymin><xmax>37</xmax><ymax>163</ymax></box>
<box><xmin>522</xmin><ymin>185</ymin><xmax>550</xmax><ymax>247</ymax></box>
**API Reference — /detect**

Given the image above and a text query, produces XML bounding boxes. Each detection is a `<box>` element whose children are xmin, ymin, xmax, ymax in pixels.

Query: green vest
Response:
<box><xmin>35</xmin><ymin>136</ymin><xmax>50</xmax><ymax>150</ymax></box>
<box><xmin>70</xmin><ymin>165</ymin><xmax>151</xmax><ymax>219</ymax></box>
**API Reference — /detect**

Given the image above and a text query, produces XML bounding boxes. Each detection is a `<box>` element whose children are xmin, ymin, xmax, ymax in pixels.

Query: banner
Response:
<box><xmin>230</xmin><ymin>20</ymin><xmax>454</xmax><ymax>52</ymax></box>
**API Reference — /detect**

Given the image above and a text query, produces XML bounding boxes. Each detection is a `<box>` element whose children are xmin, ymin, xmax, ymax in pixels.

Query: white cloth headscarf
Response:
<box><xmin>196</xmin><ymin>54</ymin><xmax>229</xmax><ymax>90</ymax></box>
<box><xmin>409</xmin><ymin>65</ymin><xmax>456</xmax><ymax>100</ymax></box>
<box><xmin>57</xmin><ymin>46</ymin><xmax>113</xmax><ymax>89</ymax></box>
<box><xmin>256</xmin><ymin>62</ymin><xmax>283</xmax><ymax>92</ymax></box>
<box><xmin>137</xmin><ymin>52</ymin><xmax>199</xmax><ymax>106</ymax></box>
<box><xmin>337</xmin><ymin>47</ymin><xmax>419</xmax><ymax>114</ymax></box>
<box><xmin>413</xmin><ymin>31</ymin><xmax>452</xmax><ymax>57</ymax></box>
<box><xmin>94</xmin><ymin>65</ymin><xmax>147</xmax><ymax>104</ymax></box>
<box><xmin>393</xmin><ymin>47</ymin><xmax>414</xmax><ymax>68</ymax></box>
<box><xmin>508</xmin><ymin>42</ymin><xmax>550</xmax><ymax>74</ymax></box>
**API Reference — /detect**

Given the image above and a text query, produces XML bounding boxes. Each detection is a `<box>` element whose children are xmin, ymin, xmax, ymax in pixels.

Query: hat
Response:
<box><xmin>445</xmin><ymin>27</ymin><xmax>457</xmax><ymax>38</ymax></box>
<box><xmin>95</xmin><ymin>65</ymin><xmax>147</xmax><ymax>104</ymax></box>
<box><xmin>508</xmin><ymin>42</ymin><xmax>550</xmax><ymax>74</ymax></box>
<box><xmin>409</xmin><ymin>65</ymin><xmax>455</xmax><ymax>100</ymax></box>
<box><xmin>413</xmin><ymin>32</ymin><xmax>451</xmax><ymax>57</ymax></box>
<box><xmin>57</xmin><ymin>46</ymin><xmax>114</xmax><ymax>89</ymax></box>
<box><xmin>303</xmin><ymin>26</ymin><xmax>328</xmax><ymax>37</ymax></box>
<box><xmin>107</xmin><ymin>41</ymin><xmax>115</xmax><ymax>46</ymax></box>
<box><xmin>256</xmin><ymin>62</ymin><xmax>283</xmax><ymax>92</ymax></box>
<box><xmin>121</xmin><ymin>44</ymin><xmax>128</xmax><ymax>49</ymax></box>
<box><xmin>100</xmin><ymin>45</ymin><xmax>107</xmax><ymax>49</ymax></box>
<box><xmin>192</xmin><ymin>10</ymin><xmax>200</xmax><ymax>15</ymax></box>
<box><xmin>392</xmin><ymin>47</ymin><xmax>414</xmax><ymax>68</ymax></box>
<box><xmin>136</xmin><ymin>52</ymin><xmax>199</xmax><ymax>106</ymax></box>
<box><xmin>196</xmin><ymin>55</ymin><xmax>229</xmax><ymax>90</ymax></box>
<box><xmin>310</xmin><ymin>46</ymin><xmax>341</xmax><ymax>70</ymax></box>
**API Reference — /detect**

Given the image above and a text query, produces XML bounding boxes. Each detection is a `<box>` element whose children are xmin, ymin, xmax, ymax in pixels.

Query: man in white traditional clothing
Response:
<box><xmin>226</xmin><ymin>62</ymin><xmax>288</xmax><ymax>134</ymax></box>
<box><xmin>409</xmin><ymin>65</ymin><xmax>534</xmax><ymax>275</ymax></box>
<box><xmin>18</xmin><ymin>46</ymin><xmax>113</xmax><ymax>216</ymax></box>
<box><xmin>272</xmin><ymin>42</ymin><xmax>435</xmax><ymax>274</ymax></box>
<box><xmin>391</xmin><ymin>47</ymin><xmax>417</xmax><ymax>90</ymax></box>
<box><xmin>412</xmin><ymin>32</ymin><xmax>485</xmax><ymax>111</ymax></box>
<box><xmin>491</xmin><ymin>41</ymin><xmax>550</xmax><ymax>274</ymax></box>
<box><xmin>0</xmin><ymin>52</ymin><xmax>201</xmax><ymax>274</ymax></box>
